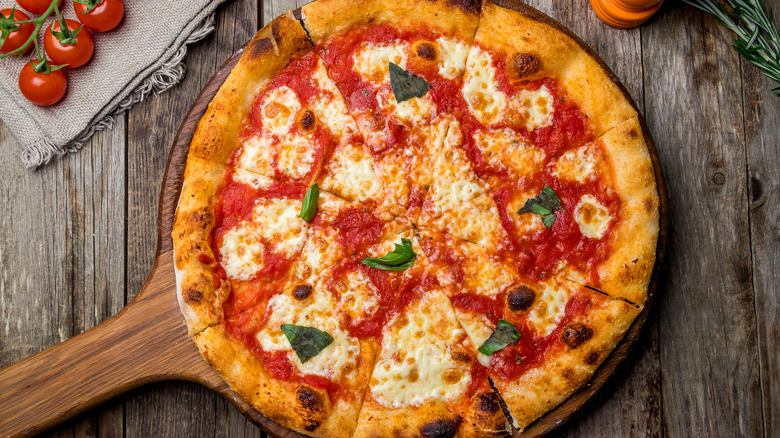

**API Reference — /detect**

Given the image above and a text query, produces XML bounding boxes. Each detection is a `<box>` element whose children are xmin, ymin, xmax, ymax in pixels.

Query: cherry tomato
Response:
<box><xmin>0</xmin><ymin>9</ymin><xmax>34</xmax><ymax>54</ymax></box>
<box><xmin>44</xmin><ymin>19</ymin><xmax>94</xmax><ymax>68</ymax></box>
<box><xmin>16</xmin><ymin>0</ymin><xmax>61</xmax><ymax>16</ymax></box>
<box><xmin>18</xmin><ymin>60</ymin><xmax>67</xmax><ymax>106</ymax></box>
<box><xmin>73</xmin><ymin>0</ymin><xmax>123</xmax><ymax>32</ymax></box>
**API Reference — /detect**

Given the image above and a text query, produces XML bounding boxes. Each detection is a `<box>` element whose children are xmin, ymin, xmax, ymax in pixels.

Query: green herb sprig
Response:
<box><xmin>361</xmin><ymin>238</ymin><xmax>416</xmax><ymax>271</ymax></box>
<box><xmin>683</xmin><ymin>0</ymin><xmax>780</xmax><ymax>95</ymax></box>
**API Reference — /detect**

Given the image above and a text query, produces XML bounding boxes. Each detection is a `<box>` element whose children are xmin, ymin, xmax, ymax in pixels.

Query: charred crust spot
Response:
<box><xmin>296</xmin><ymin>386</ymin><xmax>324</xmax><ymax>413</ymax></box>
<box><xmin>561</xmin><ymin>323</ymin><xmax>594</xmax><ymax>349</ymax></box>
<box><xmin>245</xmin><ymin>36</ymin><xmax>273</xmax><ymax>61</ymax></box>
<box><xmin>477</xmin><ymin>392</ymin><xmax>501</xmax><ymax>413</ymax></box>
<box><xmin>415</xmin><ymin>42</ymin><xmax>437</xmax><ymax>60</ymax></box>
<box><xmin>627</xmin><ymin>128</ymin><xmax>639</xmax><ymax>139</ymax></box>
<box><xmin>304</xmin><ymin>421</ymin><xmax>320</xmax><ymax>431</ymax></box>
<box><xmin>299</xmin><ymin>109</ymin><xmax>316</xmax><ymax>131</ymax></box>
<box><xmin>445</xmin><ymin>0</ymin><xmax>481</xmax><ymax>15</ymax></box>
<box><xmin>508</xmin><ymin>52</ymin><xmax>542</xmax><ymax>80</ymax></box>
<box><xmin>644</xmin><ymin>196</ymin><xmax>656</xmax><ymax>213</ymax></box>
<box><xmin>293</xmin><ymin>285</ymin><xmax>313</xmax><ymax>300</ymax></box>
<box><xmin>584</xmin><ymin>350</ymin><xmax>601</xmax><ymax>365</ymax></box>
<box><xmin>419</xmin><ymin>417</ymin><xmax>462</xmax><ymax>438</ymax></box>
<box><xmin>507</xmin><ymin>285</ymin><xmax>535</xmax><ymax>312</ymax></box>
<box><xmin>183</xmin><ymin>288</ymin><xmax>203</xmax><ymax>304</ymax></box>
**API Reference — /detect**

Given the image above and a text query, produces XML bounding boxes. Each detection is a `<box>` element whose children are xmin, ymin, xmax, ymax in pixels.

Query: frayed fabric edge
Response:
<box><xmin>22</xmin><ymin>14</ymin><xmax>217</xmax><ymax>169</ymax></box>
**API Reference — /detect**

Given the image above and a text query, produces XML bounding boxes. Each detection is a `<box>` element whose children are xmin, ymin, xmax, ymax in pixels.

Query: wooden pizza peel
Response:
<box><xmin>0</xmin><ymin>2</ymin><xmax>668</xmax><ymax>437</ymax></box>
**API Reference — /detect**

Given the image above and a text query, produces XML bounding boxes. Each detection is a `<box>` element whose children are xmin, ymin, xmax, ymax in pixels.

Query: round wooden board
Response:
<box><xmin>163</xmin><ymin>1</ymin><xmax>669</xmax><ymax>437</ymax></box>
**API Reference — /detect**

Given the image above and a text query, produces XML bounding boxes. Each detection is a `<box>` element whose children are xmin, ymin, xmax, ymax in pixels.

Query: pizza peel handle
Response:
<box><xmin>0</xmin><ymin>254</ymin><xmax>218</xmax><ymax>438</ymax></box>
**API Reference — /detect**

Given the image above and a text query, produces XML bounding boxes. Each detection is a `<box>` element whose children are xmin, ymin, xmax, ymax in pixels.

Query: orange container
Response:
<box><xmin>590</xmin><ymin>0</ymin><xmax>663</xmax><ymax>28</ymax></box>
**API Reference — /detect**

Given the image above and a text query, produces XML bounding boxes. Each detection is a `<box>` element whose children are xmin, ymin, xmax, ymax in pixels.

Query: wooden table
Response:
<box><xmin>1</xmin><ymin>0</ymin><xmax>777</xmax><ymax>436</ymax></box>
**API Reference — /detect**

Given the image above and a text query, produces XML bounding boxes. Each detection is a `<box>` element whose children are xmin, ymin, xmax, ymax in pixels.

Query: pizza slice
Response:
<box><xmin>301</xmin><ymin>0</ymin><xmax>482</xmax><ymax>213</ymax></box>
<box><xmin>194</xmin><ymin>280</ymin><xmax>375</xmax><ymax>438</ymax></box>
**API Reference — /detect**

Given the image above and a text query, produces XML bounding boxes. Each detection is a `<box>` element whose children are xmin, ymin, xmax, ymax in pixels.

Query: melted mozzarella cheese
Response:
<box><xmin>291</xmin><ymin>229</ymin><xmax>342</xmax><ymax>285</ymax></box>
<box><xmin>462</xmin><ymin>46</ymin><xmax>506</xmax><ymax>125</ymax></box>
<box><xmin>453</xmin><ymin>311</ymin><xmax>495</xmax><ymax>367</ymax></box>
<box><xmin>276</xmin><ymin>133</ymin><xmax>315</xmax><ymax>179</ymax></box>
<box><xmin>219</xmin><ymin>225</ymin><xmax>263</xmax><ymax>281</ymax></box>
<box><xmin>377</xmin><ymin>88</ymin><xmax>436</xmax><ymax>124</ymax></box>
<box><xmin>238</xmin><ymin>135</ymin><xmax>275</xmax><ymax>176</ymax></box>
<box><xmin>371</xmin><ymin>293</ymin><xmax>472</xmax><ymax>408</ymax></box>
<box><xmin>310</xmin><ymin>60</ymin><xmax>358</xmax><ymax>138</ymax></box>
<box><xmin>436</xmin><ymin>37</ymin><xmax>470</xmax><ymax>79</ymax></box>
<box><xmin>232</xmin><ymin>168</ymin><xmax>274</xmax><ymax>190</ymax></box>
<box><xmin>472</xmin><ymin>128</ymin><xmax>544</xmax><ymax>175</ymax></box>
<box><xmin>320</xmin><ymin>144</ymin><xmax>383</xmax><ymax>202</ymax></box>
<box><xmin>508</xmin><ymin>85</ymin><xmax>554</xmax><ymax>131</ymax></box>
<box><xmin>553</xmin><ymin>146</ymin><xmax>599</xmax><ymax>183</ymax></box>
<box><xmin>257</xmin><ymin>292</ymin><xmax>359</xmax><ymax>379</ymax></box>
<box><xmin>574</xmin><ymin>194</ymin><xmax>612</xmax><ymax>239</ymax></box>
<box><xmin>335</xmin><ymin>270</ymin><xmax>380</xmax><ymax>322</ymax></box>
<box><xmin>426</xmin><ymin>148</ymin><xmax>485</xmax><ymax>217</ymax></box>
<box><xmin>251</xmin><ymin>199</ymin><xmax>308</xmax><ymax>256</ymax></box>
<box><xmin>238</xmin><ymin>132</ymin><xmax>314</xmax><ymax>180</ymax></box>
<box><xmin>433</xmin><ymin>195</ymin><xmax>505</xmax><ymax>251</ymax></box>
<box><xmin>528</xmin><ymin>282</ymin><xmax>569</xmax><ymax>336</ymax></box>
<box><xmin>259</xmin><ymin>86</ymin><xmax>301</xmax><ymax>137</ymax></box>
<box><xmin>353</xmin><ymin>42</ymin><xmax>408</xmax><ymax>83</ymax></box>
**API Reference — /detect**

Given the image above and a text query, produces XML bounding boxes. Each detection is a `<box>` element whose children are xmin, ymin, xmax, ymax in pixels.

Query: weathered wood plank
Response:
<box><xmin>123</xmin><ymin>1</ymin><xmax>259</xmax><ymax>437</ymax></box>
<box><xmin>643</xmin><ymin>3</ymin><xmax>762</xmax><ymax>437</ymax></box>
<box><xmin>265</xmin><ymin>0</ymin><xmax>308</xmax><ymax>24</ymax></box>
<box><xmin>741</xmin><ymin>0</ymin><xmax>780</xmax><ymax>434</ymax></box>
<box><xmin>0</xmin><ymin>109</ymin><xmax>127</xmax><ymax>438</ymax></box>
<box><xmin>519</xmin><ymin>2</ymin><xmax>661</xmax><ymax>436</ymax></box>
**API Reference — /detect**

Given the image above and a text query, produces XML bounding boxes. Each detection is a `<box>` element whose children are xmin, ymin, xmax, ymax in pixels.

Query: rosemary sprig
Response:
<box><xmin>683</xmin><ymin>0</ymin><xmax>780</xmax><ymax>95</ymax></box>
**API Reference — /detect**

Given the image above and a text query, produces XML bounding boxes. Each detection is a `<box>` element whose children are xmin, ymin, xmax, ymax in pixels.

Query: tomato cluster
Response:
<box><xmin>0</xmin><ymin>0</ymin><xmax>124</xmax><ymax>106</ymax></box>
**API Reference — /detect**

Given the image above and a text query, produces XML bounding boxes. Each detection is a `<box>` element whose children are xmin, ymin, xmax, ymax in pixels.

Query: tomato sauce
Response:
<box><xmin>331</xmin><ymin>207</ymin><xmax>384</xmax><ymax>250</ymax></box>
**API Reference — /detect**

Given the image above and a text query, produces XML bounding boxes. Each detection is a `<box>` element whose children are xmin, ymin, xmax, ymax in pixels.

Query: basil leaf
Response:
<box><xmin>517</xmin><ymin>186</ymin><xmax>562</xmax><ymax>229</ymax></box>
<box><xmin>478</xmin><ymin>319</ymin><xmax>520</xmax><ymax>355</ymax></box>
<box><xmin>299</xmin><ymin>183</ymin><xmax>319</xmax><ymax>222</ymax></box>
<box><xmin>281</xmin><ymin>324</ymin><xmax>334</xmax><ymax>363</ymax></box>
<box><xmin>389</xmin><ymin>63</ymin><xmax>430</xmax><ymax>103</ymax></box>
<box><xmin>361</xmin><ymin>238</ymin><xmax>416</xmax><ymax>271</ymax></box>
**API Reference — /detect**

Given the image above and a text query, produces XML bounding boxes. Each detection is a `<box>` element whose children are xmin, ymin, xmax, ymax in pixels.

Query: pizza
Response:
<box><xmin>171</xmin><ymin>0</ymin><xmax>660</xmax><ymax>436</ymax></box>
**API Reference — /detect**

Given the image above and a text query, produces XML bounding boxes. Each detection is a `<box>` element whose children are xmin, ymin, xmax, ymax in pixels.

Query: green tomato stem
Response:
<box><xmin>0</xmin><ymin>0</ymin><xmax>60</xmax><ymax>60</ymax></box>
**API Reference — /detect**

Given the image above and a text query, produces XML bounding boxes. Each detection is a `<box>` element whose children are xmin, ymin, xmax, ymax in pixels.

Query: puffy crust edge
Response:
<box><xmin>495</xmin><ymin>287</ymin><xmax>642</xmax><ymax>429</ymax></box>
<box><xmin>595</xmin><ymin>116</ymin><xmax>659</xmax><ymax>305</ymax></box>
<box><xmin>301</xmin><ymin>0</ymin><xmax>481</xmax><ymax>45</ymax></box>
<box><xmin>194</xmin><ymin>324</ymin><xmax>376</xmax><ymax>438</ymax></box>
<box><xmin>172</xmin><ymin>156</ymin><xmax>229</xmax><ymax>335</ymax></box>
<box><xmin>188</xmin><ymin>13</ymin><xmax>313</xmax><ymax>165</ymax></box>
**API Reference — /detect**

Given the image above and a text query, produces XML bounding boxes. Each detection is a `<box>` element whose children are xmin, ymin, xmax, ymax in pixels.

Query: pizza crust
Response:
<box><xmin>188</xmin><ymin>13</ymin><xmax>313</xmax><ymax>166</ymax></box>
<box><xmin>590</xmin><ymin>117</ymin><xmax>660</xmax><ymax>305</ymax></box>
<box><xmin>194</xmin><ymin>324</ymin><xmax>376</xmax><ymax>438</ymax></box>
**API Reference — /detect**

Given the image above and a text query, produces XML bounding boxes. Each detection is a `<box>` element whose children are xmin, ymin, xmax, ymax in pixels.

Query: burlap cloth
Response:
<box><xmin>0</xmin><ymin>0</ymin><xmax>233</xmax><ymax>168</ymax></box>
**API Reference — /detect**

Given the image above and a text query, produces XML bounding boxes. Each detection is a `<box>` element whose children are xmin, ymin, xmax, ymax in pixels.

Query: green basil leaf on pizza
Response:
<box><xmin>389</xmin><ymin>62</ymin><xmax>430</xmax><ymax>103</ymax></box>
<box><xmin>517</xmin><ymin>186</ymin><xmax>561</xmax><ymax>229</ymax></box>
<box><xmin>299</xmin><ymin>183</ymin><xmax>320</xmax><ymax>222</ymax></box>
<box><xmin>478</xmin><ymin>319</ymin><xmax>521</xmax><ymax>355</ymax></box>
<box><xmin>361</xmin><ymin>238</ymin><xmax>416</xmax><ymax>270</ymax></box>
<box><xmin>281</xmin><ymin>324</ymin><xmax>334</xmax><ymax>363</ymax></box>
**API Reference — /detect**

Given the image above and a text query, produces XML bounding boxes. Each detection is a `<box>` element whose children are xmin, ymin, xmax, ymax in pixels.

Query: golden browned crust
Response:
<box><xmin>188</xmin><ymin>13</ymin><xmax>313</xmax><ymax>165</ymax></box>
<box><xmin>589</xmin><ymin>116</ymin><xmax>659</xmax><ymax>306</ymax></box>
<box><xmin>172</xmin><ymin>156</ymin><xmax>229</xmax><ymax>335</ymax></box>
<box><xmin>194</xmin><ymin>324</ymin><xmax>376</xmax><ymax>438</ymax></box>
<box><xmin>302</xmin><ymin>0</ymin><xmax>481</xmax><ymax>46</ymax></box>
<box><xmin>494</xmin><ymin>288</ymin><xmax>642</xmax><ymax>429</ymax></box>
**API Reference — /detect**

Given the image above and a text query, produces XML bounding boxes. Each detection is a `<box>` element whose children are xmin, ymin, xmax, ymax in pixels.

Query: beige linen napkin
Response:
<box><xmin>0</xmin><ymin>0</ymin><xmax>233</xmax><ymax>168</ymax></box>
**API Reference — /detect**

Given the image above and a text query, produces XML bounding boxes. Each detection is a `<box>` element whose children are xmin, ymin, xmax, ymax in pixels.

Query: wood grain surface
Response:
<box><xmin>0</xmin><ymin>0</ymin><xmax>777</xmax><ymax>437</ymax></box>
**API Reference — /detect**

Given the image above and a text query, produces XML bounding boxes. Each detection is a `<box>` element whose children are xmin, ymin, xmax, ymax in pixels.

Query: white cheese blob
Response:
<box><xmin>574</xmin><ymin>194</ymin><xmax>613</xmax><ymax>239</ymax></box>
<box><xmin>462</xmin><ymin>45</ymin><xmax>506</xmax><ymax>125</ymax></box>
<box><xmin>436</xmin><ymin>37</ymin><xmax>470</xmax><ymax>79</ymax></box>
<box><xmin>258</xmin><ymin>86</ymin><xmax>301</xmax><ymax>137</ymax></box>
<box><xmin>353</xmin><ymin>41</ymin><xmax>408</xmax><ymax>83</ymax></box>
<box><xmin>508</xmin><ymin>85</ymin><xmax>555</xmax><ymax>131</ymax></box>
<box><xmin>553</xmin><ymin>145</ymin><xmax>599</xmax><ymax>183</ymax></box>
<box><xmin>251</xmin><ymin>198</ymin><xmax>308</xmax><ymax>256</ymax></box>
<box><xmin>321</xmin><ymin>144</ymin><xmax>383</xmax><ymax>202</ymax></box>
<box><xmin>527</xmin><ymin>282</ymin><xmax>570</xmax><ymax>337</ymax></box>
<box><xmin>218</xmin><ymin>225</ymin><xmax>264</xmax><ymax>281</ymax></box>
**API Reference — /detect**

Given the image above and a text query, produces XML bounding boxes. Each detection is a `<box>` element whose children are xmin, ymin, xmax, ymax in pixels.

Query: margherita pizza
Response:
<box><xmin>172</xmin><ymin>0</ymin><xmax>660</xmax><ymax>436</ymax></box>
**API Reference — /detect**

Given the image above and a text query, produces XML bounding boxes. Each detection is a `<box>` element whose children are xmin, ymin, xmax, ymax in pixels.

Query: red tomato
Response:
<box><xmin>18</xmin><ymin>60</ymin><xmax>67</xmax><ymax>106</ymax></box>
<box><xmin>0</xmin><ymin>9</ymin><xmax>34</xmax><ymax>54</ymax></box>
<box><xmin>44</xmin><ymin>19</ymin><xmax>94</xmax><ymax>68</ymax></box>
<box><xmin>16</xmin><ymin>0</ymin><xmax>61</xmax><ymax>16</ymax></box>
<box><xmin>73</xmin><ymin>0</ymin><xmax>123</xmax><ymax>32</ymax></box>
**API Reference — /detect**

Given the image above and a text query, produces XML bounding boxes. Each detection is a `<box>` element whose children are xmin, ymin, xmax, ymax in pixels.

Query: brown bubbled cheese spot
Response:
<box><xmin>561</xmin><ymin>323</ymin><xmax>594</xmax><ymax>348</ymax></box>
<box><xmin>450</xmin><ymin>351</ymin><xmax>472</xmax><ymax>364</ymax></box>
<box><xmin>419</xmin><ymin>417</ymin><xmax>462</xmax><ymax>438</ymax></box>
<box><xmin>414</xmin><ymin>41</ymin><xmax>438</xmax><ymax>60</ymax></box>
<box><xmin>507</xmin><ymin>52</ymin><xmax>542</xmax><ymax>80</ymax></box>
<box><xmin>293</xmin><ymin>284</ymin><xmax>313</xmax><ymax>300</ymax></box>
<box><xmin>507</xmin><ymin>285</ymin><xmax>536</xmax><ymax>311</ymax></box>
<box><xmin>299</xmin><ymin>109</ymin><xmax>316</xmax><ymax>131</ymax></box>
